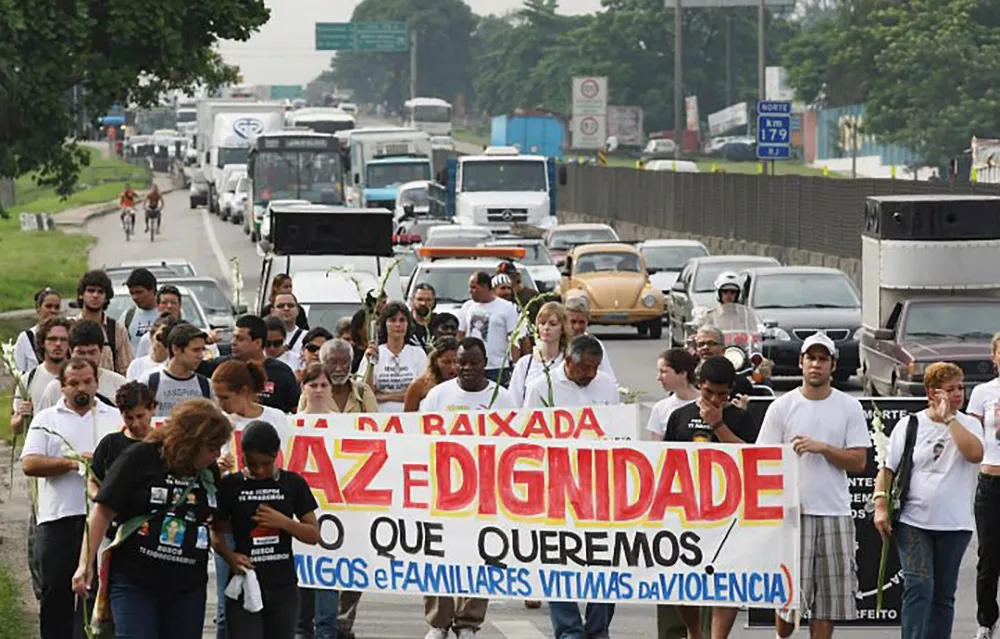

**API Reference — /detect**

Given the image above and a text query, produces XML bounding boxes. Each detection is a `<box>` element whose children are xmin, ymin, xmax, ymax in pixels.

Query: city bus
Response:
<box><xmin>404</xmin><ymin>97</ymin><xmax>453</xmax><ymax>137</ymax></box>
<box><xmin>245</xmin><ymin>130</ymin><xmax>344</xmax><ymax>240</ymax></box>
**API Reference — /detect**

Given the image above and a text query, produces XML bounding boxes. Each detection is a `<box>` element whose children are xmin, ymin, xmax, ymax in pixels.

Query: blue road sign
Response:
<box><xmin>756</xmin><ymin>100</ymin><xmax>792</xmax><ymax>160</ymax></box>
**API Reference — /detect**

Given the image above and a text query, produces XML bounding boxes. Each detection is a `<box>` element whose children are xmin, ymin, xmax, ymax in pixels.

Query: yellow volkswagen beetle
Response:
<box><xmin>559</xmin><ymin>243</ymin><xmax>665</xmax><ymax>339</ymax></box>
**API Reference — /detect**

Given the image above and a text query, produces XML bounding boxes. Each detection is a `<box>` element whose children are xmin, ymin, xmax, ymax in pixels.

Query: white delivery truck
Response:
<box><xmin>345</xmin><ymin>128</ymin><xmax>432</xmax><ymax>210</ymax></box>
<box><xmin>428</xmin><ymin>146</ymin><xmax>567</xmax><ymax>233</ymax></box>
<box><xmin>207</xmin><ymin>107</ymin><xmax>284</xmax><ymax>213</ymax></box>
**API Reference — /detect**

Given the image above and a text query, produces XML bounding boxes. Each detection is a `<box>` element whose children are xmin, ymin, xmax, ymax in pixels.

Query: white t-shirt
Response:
<box><xmin>277</xmin><ymin>350</ymin><xmax>301</xmax><ymax>372</ymax></box>
<box><xmin>221</xmin><ymin>405</ymin><xmax>289</xmax><ymax>460</ymax></box>
<box><xmin>126</xmin><ymin>355</ymin><xmax>164</xmax><ymax>382</ymax></box>
<box><xmin>420</xmin><ymin>378</ymin><xmax>516</xmax><ymax>412</ymax></box>
<box><xmin>13</xmin><ymin>325</ymin><xmax>38</xmax><ymax>374</ymax></box>
<box><xmin>14</xmin><ymin>364</ymin><xmax>59</xmax><ymax>410</ymax></box>
<box><xmin>458</xmin><ymin>298</ymin><xmax>520</xmax><ymax>370</ymax></box>
<box><xmin>507</xmin><ymin>351</ymin><xmax>565</xmax><ymax>408</ymax></box>
<box><xmin>588</xmin><ymin>334</ymin><xmax>617</xmax><ymax>382</ymax></box>
<box><xmin>134</xmin><ymin>332</ymin><xmax>152</xmax><ymax>359</ymax></box>
<box><xmin>756</xmin><ymin>388</ymin><xmax>871</xmax><ymax>516</ymax></box>
<box><xmin>967</xmin><ymin>379</ymin><xmax>1000</xmax><ymax>466</ymax></box>
<box><xmin>887</xmin><ymin>410</ymin><xmax>983</xmax><ymax>531</ymax></box>
<box><xmin>523</xmin><ymin>366</ymin><xmax>620</xmax><ymax>409</ymax></box>
<box><xmin>372</xmin><ymin>344</ymin><xmax>428</xmax><ymax>413</ymax></box>
<box><xmin>646</xmin><ymin>394</ymin><xmax>698</xmax><ymax>438</ymax></box>
<box><xmin>21</xmin><ymin>400</ymin><xmax>122</xmax><ymax>524</ymax></box>
<box><xmin>124</xmin><ymin>306</ymin><xmax>162</xmax><ymax>350</ymax></box>
<box><xmin>36</xmin><ymin>369</ymin><xmax>127</xmax><ymax>412</ymax></box>
<box><xmin>284</xmin><ymin>326</ymin><xmax>306</xmax><ymax>359</ymax></box>
<box><xmin>140</xmin><ymin>368</ymin><xmax>214</xmax><ymax>417</ymax></box>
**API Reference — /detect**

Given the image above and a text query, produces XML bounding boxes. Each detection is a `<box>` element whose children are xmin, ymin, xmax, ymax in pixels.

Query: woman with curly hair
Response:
<box><xmin>72</xmin><ymin>398</ymin><xmax>231</xmax><ymax>639</ymax></box>
<box><xmin>403</xmin><ymin>338</ymin><xmax>459</xmax><ymax>412</ymax></box>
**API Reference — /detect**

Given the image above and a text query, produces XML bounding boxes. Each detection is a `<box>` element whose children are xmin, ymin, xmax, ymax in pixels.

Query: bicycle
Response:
<box><xmin>120</xmin><ymin>207</ymin><xmax>135</xmax><ymax>241</ymax></box>
<box><xmin>146</xmin><ymin>207</ymin><xmax>161</xmax><ymax>242</ymax></box>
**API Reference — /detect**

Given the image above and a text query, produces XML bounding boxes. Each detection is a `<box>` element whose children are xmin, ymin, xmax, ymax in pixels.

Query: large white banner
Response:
<box><xmin>269</xmin><ymin>418</ymin><xmax>800</xmax><ymax>608</ymax></box>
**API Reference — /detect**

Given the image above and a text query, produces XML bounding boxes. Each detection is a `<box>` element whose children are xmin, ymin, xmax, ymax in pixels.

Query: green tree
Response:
<box><xmin>0</xmin><ymin>0</ymin><xmax>270</xmax><ymax>196</ymax></box>
<box><xmin>330</xmin><ymin>0</ymin><xmax>478</xmax><ymax>112</ymax></box>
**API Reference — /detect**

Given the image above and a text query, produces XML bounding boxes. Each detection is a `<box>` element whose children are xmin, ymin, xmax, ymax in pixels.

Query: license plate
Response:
<box><xmin>602</xmin><ymin>312</ymin><xmax>630</xmax><ymax>322</ymax></box>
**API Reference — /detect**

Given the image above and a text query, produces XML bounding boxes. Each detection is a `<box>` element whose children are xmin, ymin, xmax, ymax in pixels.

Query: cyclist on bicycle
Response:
<box><xmin>119</xmin><ymin>184</ymin><xmax>137</xmax><ymax>227</ymax></box>
<box><xmin>143</xmin><ymin>184</ymin><xmax>164</xmax><ymax>234</ymax></box>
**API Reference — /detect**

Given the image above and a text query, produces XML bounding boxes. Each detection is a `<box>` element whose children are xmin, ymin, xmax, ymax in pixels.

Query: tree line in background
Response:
<box><xmin>330</xmin><ymin>0</ymin><xmax>1000</xmax><ymax>168</ymax></box>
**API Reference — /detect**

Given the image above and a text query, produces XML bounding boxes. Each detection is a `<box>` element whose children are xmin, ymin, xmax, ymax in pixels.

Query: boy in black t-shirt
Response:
<box><xmin>89</xmin><ymin>381</ymin><xmax>158</xmax><ymax>502</ymax></box>
<box><xmin>663</xmin><ymin>355</ymin><xmax>759</xmax><ymax>445</ymax></box>
<box><xmin>214</xmin><ymin>420</ymin><xmax>319</xmax><ymax>639</ymax></box>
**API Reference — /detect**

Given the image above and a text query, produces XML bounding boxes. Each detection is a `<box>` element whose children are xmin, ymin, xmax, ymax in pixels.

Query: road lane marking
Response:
<box><xmin>201</xmin><ymin>208</ymin><xmax>233</xmax><ymax>288</ymax></box>
<box><xmin>492</xmin><ymin>620</ymin><xmax>549</xmax><ymax>638</ymax></box>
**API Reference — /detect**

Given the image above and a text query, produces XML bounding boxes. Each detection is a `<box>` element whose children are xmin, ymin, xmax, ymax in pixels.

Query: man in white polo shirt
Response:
<box><xmin>524</xmin><ymin>334</ymin><xmax>619</xmax><ymax>638</ymax></box>
<box><xmin>756</xmin><ymin>333</ymin><xmax>870</xmax><ymax>638</ymax></box>
<box><xmin>21</xmin><ymin>357</ymin><xmax>122</xmax><ymax>639</ymax></box>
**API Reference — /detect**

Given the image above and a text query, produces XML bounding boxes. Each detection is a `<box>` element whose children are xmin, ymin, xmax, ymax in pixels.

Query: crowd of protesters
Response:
<box><xmin>9</xmin><ymin>263</ymin><xmax>998</xmax><ymax>639</ymax></box>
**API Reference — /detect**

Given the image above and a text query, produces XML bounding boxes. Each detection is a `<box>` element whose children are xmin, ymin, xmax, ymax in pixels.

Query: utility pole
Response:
<box><xmin>758</xmin><ymin>0</ymin><xmax>766</xmax><ymax>101</ymax></box>
<box><xmin>673</xmin><ymin>0</ymin><xmax>683</xmax><ymax>160</ymax></box>
<box><xmin>409</xmin><ymin>30</ymin><xmax>418</xmax><ymax>100</ymax></box>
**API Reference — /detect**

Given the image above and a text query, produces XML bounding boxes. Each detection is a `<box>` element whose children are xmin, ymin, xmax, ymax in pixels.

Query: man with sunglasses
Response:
<box><xmin>694</xmin><ymin>326</ymin><xmax>756</xmax><ymax>400</ymax></box>
<box><xmin>264</xmin><ymin>316</ymin><xmax>300</xmax><ymax>370</ymax></box>
<box><xmin>271</xmin><ymin>292</ymin><xmax>305</xmax><ymax>360</ymax></box>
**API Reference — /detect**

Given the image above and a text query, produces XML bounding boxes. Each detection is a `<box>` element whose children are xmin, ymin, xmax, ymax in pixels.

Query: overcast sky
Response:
<box><xmin>217</xmin><ymin>0</ymin><xmax>604</xmax><ymax>86</ymax></box>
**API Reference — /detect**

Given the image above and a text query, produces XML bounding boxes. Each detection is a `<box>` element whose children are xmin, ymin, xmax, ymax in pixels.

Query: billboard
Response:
<box><xmin>607</xmin><ymin>106</ymin><xmax>644</xmax><ymax>146</ymax></box>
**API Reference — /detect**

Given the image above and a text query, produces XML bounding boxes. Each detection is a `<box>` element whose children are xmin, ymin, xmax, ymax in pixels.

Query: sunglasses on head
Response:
<box><xmin>265</xmin><ymin>339</ymin><xmax>285</xmax><ymax>348</ymax></box>
<box><xmin>304</xmin><ymin>343</ymin><xmax>321</xmax><ymax>353</ymax></box>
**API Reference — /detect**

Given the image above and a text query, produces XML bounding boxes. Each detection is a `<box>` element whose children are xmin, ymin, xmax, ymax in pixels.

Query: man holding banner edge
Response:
<box><xmin>756</xmin><ymin>333</ymin><xmax>871</xmax><ymax>638</ymax></box>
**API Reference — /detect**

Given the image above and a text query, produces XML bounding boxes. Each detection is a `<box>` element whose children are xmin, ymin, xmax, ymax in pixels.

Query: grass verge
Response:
<box><xmin>0</xmin><ymin>562</ymin><xmax>29</xmax><ymax>639</ymax></box>
<box><xmin>0</xmin><ymin>148</ymin><xmax>147</xmax><ymax>312</ymax></box>
<box><xmin>0</xmin><ymin>389</ymin><xmax>11</xmax><ymax>444</ymax></box>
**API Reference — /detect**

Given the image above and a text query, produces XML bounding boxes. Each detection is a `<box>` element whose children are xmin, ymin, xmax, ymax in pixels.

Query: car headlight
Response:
<box><xmin>764</xmin><ymin>326</ymin><xmax>792</xmax><ymax>341</ymax></box>
<box><xmin>852</xmin><ymin>327</ymin><xmax>863</xmax><ymax>341</ymax></box>
<box><xmin>642</xmin><ymin>293</ymin><xmax>657</xmax><ymax>308</ymax></box>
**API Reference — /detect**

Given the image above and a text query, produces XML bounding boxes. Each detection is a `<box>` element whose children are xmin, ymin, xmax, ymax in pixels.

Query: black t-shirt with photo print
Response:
<box><xmin>663</xmin><ymin>402</ymin><xmax>759</xmax><ymax>444</ymax></box>
<box><xmin>216</xmin><ymin>470</ymin><xmax>317</xmax><ymax>588</ymax></box>
<box><xmin>95</xmin><ymin>441</ymin><xmax>222</xmax><ymax>593</ymax></box>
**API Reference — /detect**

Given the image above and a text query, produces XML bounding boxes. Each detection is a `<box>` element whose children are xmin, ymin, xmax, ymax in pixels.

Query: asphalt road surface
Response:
<box><xmin>84</xmin><ymin>185</ymin><xmax>979</xmax><ymax>638</ymax></box>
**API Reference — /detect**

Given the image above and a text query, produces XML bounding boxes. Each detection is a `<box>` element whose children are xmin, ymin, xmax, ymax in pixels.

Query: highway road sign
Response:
<box><xmin>315</xmin><ymin>22</ymin><xmax>408</xmax><ymax>52</ymax></box>
<box><xmin>756</xmin><ymin>100</ymin><xmax>792</xmax><ymax>160</ymax></box>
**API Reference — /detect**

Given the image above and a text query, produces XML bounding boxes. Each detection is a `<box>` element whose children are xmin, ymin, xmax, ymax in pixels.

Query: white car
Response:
<box><xmin>644</xmin><ymin>159</ymin><xmax>700</xmax><ymax>173</ymax></box>
<box><xmin>406</xmin><ymin>253</ymin><xmax>539</xmax><ymax>316</ymax></box>
<box><xmin>424</xmin><ymin>224</ymin><xmax>493</xmax><ymax>248</ymax></box>
<box><xmin>393</xmin><ymin>180</ymin><xmax>432</xmax><ymax>223</ymax></box>
<box><xmin>219</xmin><ymin>171</ymin><xmax>248</xmax><ymax>222</ymax></box>
<box><xmin>118</xmin><ymin>258</ymin><xmax>198</xmax><ymax>277</ymax></box>
<box><xmin>481</xmin><ymin>238</ymin><xmax>561</xmax><ymax>293</ymax></box>
<box><xmin>106</xmin><ymin>284</ymin><xmax>220</xmax><ymax>357</ymax></box>
<box><xmin>637</xmin><ymin>239</ymin><xmax>710</xmax><ymax>322</ymax></box>
<box><xmin>338</xmin><ymin>102</ymin><xmax>358</xmax><ymax>115</ymax></box>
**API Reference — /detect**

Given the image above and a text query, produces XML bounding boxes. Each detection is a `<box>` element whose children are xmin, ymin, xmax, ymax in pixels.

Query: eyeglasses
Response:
<box><xmin>265</xmin><ymin>339</ymin><xmax>285</xmax><ymax>348</ymax></box>
<box><xmin>304</xmin><ymin>343</ymin><xmax>322</xmax><ymax>353</ymax></box>
<box><xmin>275</xmin><ymin>303</ymin><xmax>296</xmax><ymax>310</ymax></box>
<box><xmin>696</xmin><ymin>341</ymin><xmax>720</xmax><ymax>348</ymax></box>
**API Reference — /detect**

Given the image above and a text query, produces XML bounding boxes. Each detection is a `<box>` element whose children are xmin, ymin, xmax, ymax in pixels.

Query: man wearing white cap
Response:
<box><xmin>755</xmin><ymin>333</ymin><xmax>870</xmax><ymax>639</ymax></box>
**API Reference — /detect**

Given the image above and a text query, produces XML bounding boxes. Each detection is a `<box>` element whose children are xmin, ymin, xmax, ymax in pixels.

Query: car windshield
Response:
<box><xmin>413</xmin><ymin>266</ymin><xmax>535</xmax><ymax>303</ymax></box>
<box><xmin>167</xmin><ymin>280</ymin><xmax>231</xmax><ymax>315</ymax></box>
<box><xmin>752</xmin><ymin>274</ymin><xmax>860</xmax><ymax>309</ymax></box>
<box><xmin>694</xmin><ymin>262</ymin><xmax>770</xmax><ymax>292</ymax></box>
<box><xmin>549</xmin><ymin>229</ymin><xmax>617</xmax><ymax>250</ymax></box>
<box><xmin>641</xmin><ymin>245</ymin><xmax>708</xmax><ymax>271</ymax></box>
<box><xmin>575</xmin><ymin>252</ymin><xmax>642</xmax><ymax>274</ymax></box>
<box><xmin>255</xmin><ymin>150</ymin><xmax>343</xmax><ymax>205</ymax></box>
<box><xmin>497</xmin><ymin>244</ymin><xmax>552</xmax><ymax>266</ymax></box>
<box><xmin>303</xmin><ymin>303</ymin><xmax>361</xmax><ymax>330</ymax></box>
<box><xmin>411</xmin><ymin>105</ymin><xmax>452</xmax><ymax>123</ymax></box>
<box><xmin>367</xmin><ymin>163</ymin><xmax>431</xmax><ymax>190</ymax></box>
<box><xmin>398</xmin><ymin>187</ymin><xmax>430</xmax><ymax>208</ymax></box>
<box><xmin>107</xmin><ymin>293</ymin><xmax>206</xmax><ymax>329</ymax></box>
<box><xmin>424</xmin><ymin>231</ymin><xmax>492</xmax><ymax>247</ymax></box>
<box><xmin>461</xmin><ymin>160</ymin><xmax>547</xmax><ymax>193</ymax></box>
<box><xmin>903</xmin><ymin>303</ymin><xmax>1000</xmax><ymax>341</ymax></box>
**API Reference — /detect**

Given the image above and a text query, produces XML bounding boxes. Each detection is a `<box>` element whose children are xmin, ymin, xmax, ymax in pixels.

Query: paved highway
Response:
<box><xmin>84</xmin><ymin>185</ymin><xmax>978</xmax><ymax>638</ymax></box>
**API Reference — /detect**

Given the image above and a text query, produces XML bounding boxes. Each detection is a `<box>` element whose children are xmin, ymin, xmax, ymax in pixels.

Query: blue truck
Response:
<box><xmin>490</xmin><ymin>113</ymin><xmax>567</xmax><ymax>159</ymax></box>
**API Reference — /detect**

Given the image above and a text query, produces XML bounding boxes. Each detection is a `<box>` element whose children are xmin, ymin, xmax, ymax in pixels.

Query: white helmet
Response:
<box><xmin>714</xmin><ymin>271</ymin><xmax>741</xmax><ymax>302</ymax></box>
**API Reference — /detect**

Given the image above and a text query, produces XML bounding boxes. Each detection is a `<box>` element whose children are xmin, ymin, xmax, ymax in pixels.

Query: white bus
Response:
<box><xmin>287</xmin><ymin>108</ymin><xmax>356</xmax><ymax>135</ymax></box>
<box><xmin>404</xmin><ymin>97</ymin><xmax>453</xmax><ymax>137</ymax></box>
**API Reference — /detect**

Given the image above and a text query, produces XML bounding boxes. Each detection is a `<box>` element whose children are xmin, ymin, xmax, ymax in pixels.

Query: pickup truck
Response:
<box><xmin>860</xmin><ymin>297</ymin><xmax>1000</xmax><ymax>396</ymax></box>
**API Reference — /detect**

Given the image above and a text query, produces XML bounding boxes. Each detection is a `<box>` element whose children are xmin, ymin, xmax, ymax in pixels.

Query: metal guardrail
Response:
<box><xmin>557</xmin><ymin>166</ymin><xmax>1000</xmax><ymax>259</ymax></box>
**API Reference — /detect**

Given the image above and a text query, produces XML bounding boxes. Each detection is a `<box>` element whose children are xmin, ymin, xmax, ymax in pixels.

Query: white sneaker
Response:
<box><xmin>977</xmin><ymin>626</ymin><xmax>997</xmax><ymax>639</ymax></box>
<box><xmin>424</xmin><ymin>629</ymin><xmax>448</xmax><ymax>639</ymax></box>
<box><xmin>456</xmin><ymin>630</ymin><xmax>477</xmax><ymax>639</ymax></box>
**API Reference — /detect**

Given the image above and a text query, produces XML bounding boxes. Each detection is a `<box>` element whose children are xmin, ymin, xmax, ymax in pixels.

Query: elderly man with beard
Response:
<box><xmin>296</xmin><ymin>339</ymin><xmax>376</xmax><ymax>639</ymax></box>
<box><xmin>21</xmin><ymin>357</ymin><xmax>122</xmax><ymax>639</ymax></box>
